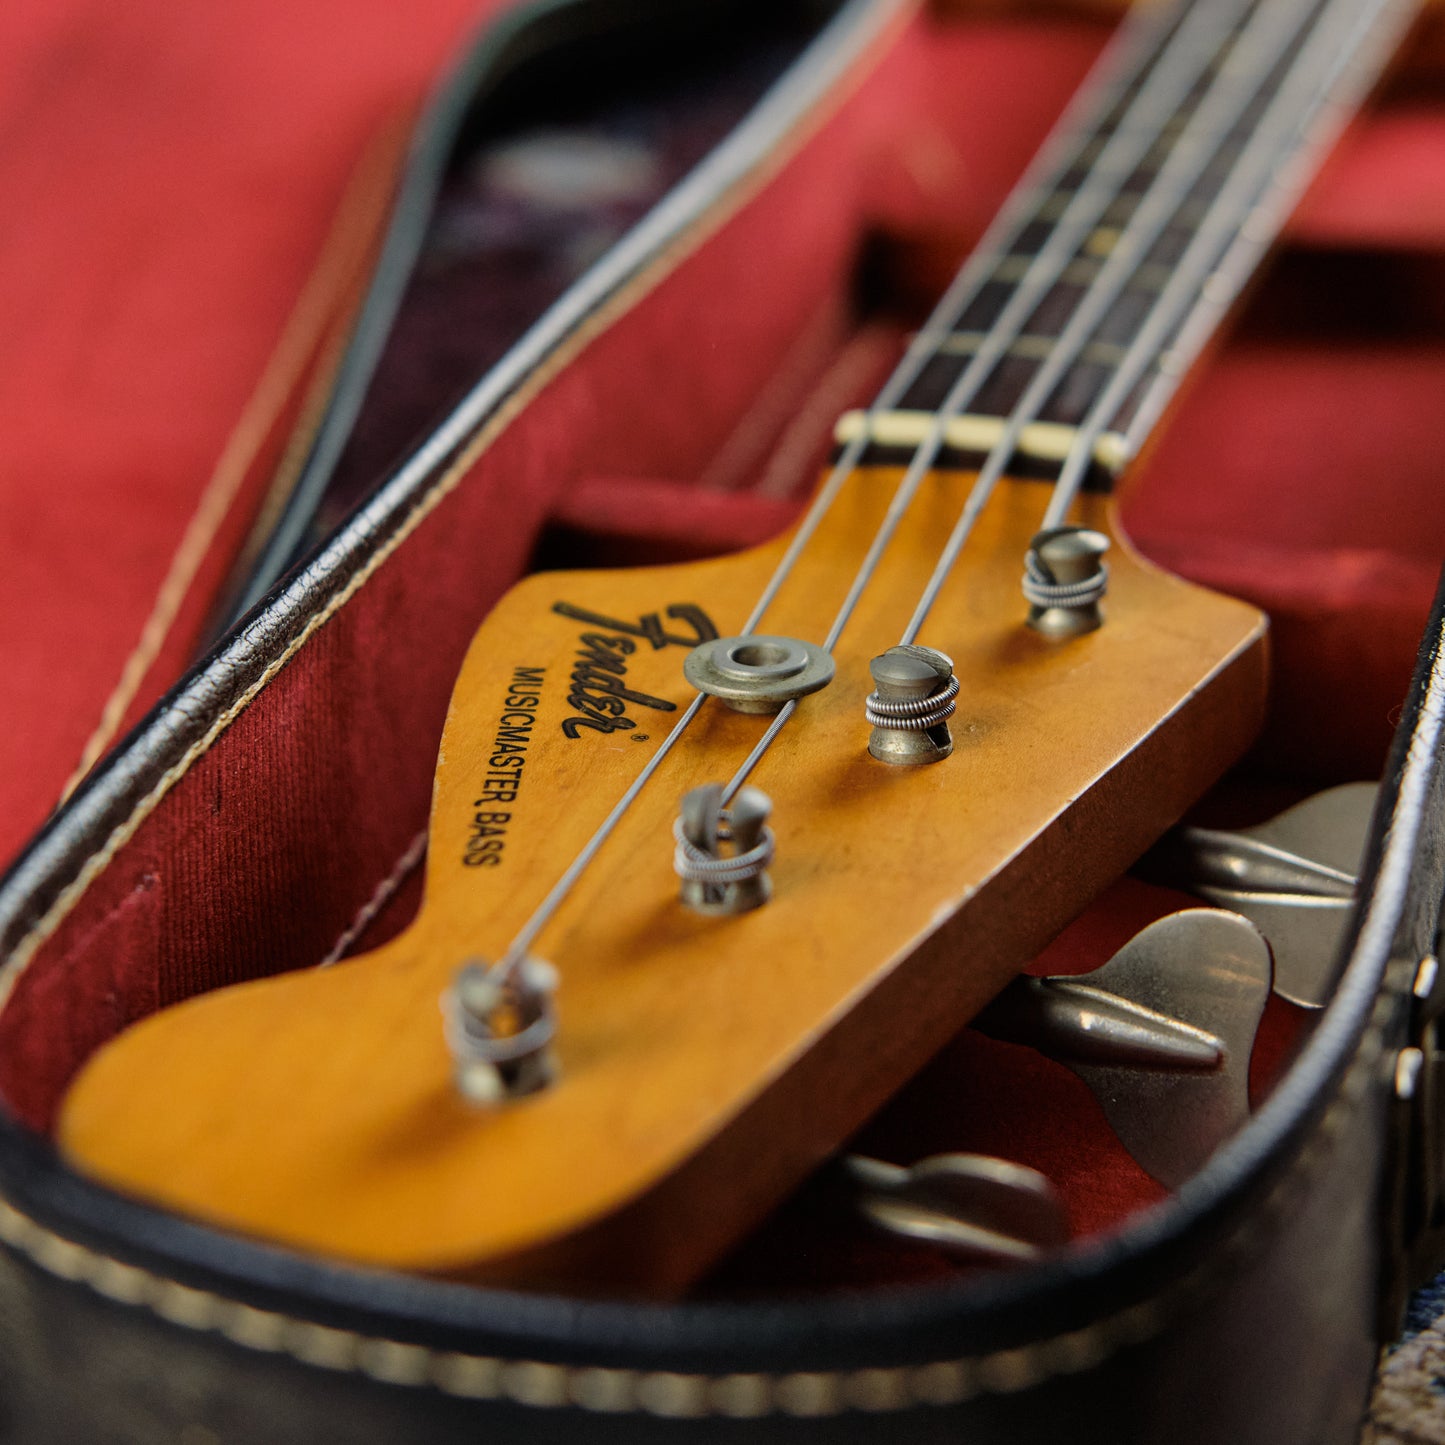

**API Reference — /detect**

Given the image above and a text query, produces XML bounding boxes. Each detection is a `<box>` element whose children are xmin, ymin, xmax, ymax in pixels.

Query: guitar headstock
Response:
<box><xmin>58</xmin><ymin>468</ymin><xmax>1265</xmax><ymax>1292</ymax></box>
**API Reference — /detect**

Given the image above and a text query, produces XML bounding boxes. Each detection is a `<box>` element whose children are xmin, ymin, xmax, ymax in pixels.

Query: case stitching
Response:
<box><xmin>318</xmin><ymin>829</ymin><xmax>428</xmax><ymax>967</ymax></box>
<box><xmin>0</xmin><ymin>985</ymin><xmax>1393</xmax><ymax>1417</ymax></box>
<box><xmin>55</xmin><ymin>119</ymin><xmax>407</xmax><ymax>808</ymax></box>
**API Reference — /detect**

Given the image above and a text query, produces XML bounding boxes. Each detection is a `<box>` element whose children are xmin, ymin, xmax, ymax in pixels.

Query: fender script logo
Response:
<box><xmin>551</xmin><ymin>602</ymin><xmax>717</xmax><ymax>738</ymax></box>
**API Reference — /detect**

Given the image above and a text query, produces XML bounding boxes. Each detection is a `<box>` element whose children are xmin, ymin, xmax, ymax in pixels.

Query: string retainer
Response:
<box><xmin>866</xmin><ymin>645</ymin><xmax>956</xmax><ymax>765</ymax></box>
<box><xmin>674</xmin><ymin>783</ymin><xmax>774</xmax><ymax>915</ymax></box>
<box><xmin>683</xmin><ymin>634</ymin><xmax>834</xmax><ymax>715</ymax></box>
<box><xmin>1023</xmin><ymin>526</ymin><xmax>1110</xmax><ymax>637</ymax></box>
<box><xmin>443</xmin><ymin>955</ymin><xmax>558</xmax><ymax>1106</ymax></box>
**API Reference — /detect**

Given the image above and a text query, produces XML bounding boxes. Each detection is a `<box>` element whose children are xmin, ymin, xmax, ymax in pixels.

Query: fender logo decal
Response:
<box><xmin>551</xmin><ymin>602</ymin><xmax>717</xmax><ymax>738</ymax></box>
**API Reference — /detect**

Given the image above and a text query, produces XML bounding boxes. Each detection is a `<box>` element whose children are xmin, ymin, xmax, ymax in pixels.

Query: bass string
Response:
<box><xmin>492</xmin><ymin>0</ymin><xmax>1254</xmax><ymax>976</ymax></box>
<box><xmin>1067</xmin><ymin>0</ymin><xmax>1421</xmax><ymax>527</ymax></box>
<box><xmin>725</xmin><ymin>0</ymin><xmax>1324</xmax><ymax>794</ymax></box>
<box><xmin>895</xmin><ymin>0</ymin><xmax>1333</xmax><ymax>648</ymax></box>
<box><xmin>736</xmin><ymin>0</ymin><xmax>1183</xmax><ymax>639</ymax></box>
<box><xmin>810</xmin><ymin>0</ymin><xmax>1261</xmax><ymax>660</ymax></box>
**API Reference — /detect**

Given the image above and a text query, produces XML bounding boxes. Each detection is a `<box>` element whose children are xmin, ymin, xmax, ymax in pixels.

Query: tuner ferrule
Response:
<box><xmin>683</xmin><ymin>635</ymin><xmax>834</xmax><ymax>714</ymax></box>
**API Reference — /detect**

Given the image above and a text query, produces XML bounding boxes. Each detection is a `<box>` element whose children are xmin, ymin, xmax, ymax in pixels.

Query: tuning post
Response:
<box><xmin>674</xmin><ymin>783</ymin><xmax>774</xmax><ymax>915</ymax></box>
<box><xmin>443</xmin><ymin>956</ymin><xmax>558</xmax><ymax>1106</ymax></box>
<box><xmin>866</xmin><ymin>645</ymin><xmax>957</xmax><ymax>765</ymax></box>
<box><xmin>1023</xmin><ymin>526</ymin><xmax>1110</xmax><ymax>636</ymax></box>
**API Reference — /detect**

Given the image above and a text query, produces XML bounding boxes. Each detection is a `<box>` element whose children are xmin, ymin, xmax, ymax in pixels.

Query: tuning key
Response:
<box><xmin>844</xmin><ymin>1152</ymin><xmax>1068</xmax><ymax>1265</ymax></box>
<box><xmin>976</xmin><ymin>909</ymin><xmax>1272</xmax><ymax>1188</ymax></box>
<box><xmin>1141</xmin><ymin>782</ymin><xmax>1376</xmax><ymax>1007</ymax></box>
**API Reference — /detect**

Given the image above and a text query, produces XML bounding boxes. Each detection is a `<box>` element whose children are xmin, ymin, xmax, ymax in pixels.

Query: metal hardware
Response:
<box><xmin>844</xmin><ymin>1153</ymin><xmax>1068</xmax><ymax>1265</ymax></box>
<box><xmin>443</xmin><ymin>956</ymin><xmax>558</xmax><ymax>1106</ymax></box>
<box><xmin>977</xmin><ymin>909</ymin><xmax>1272</xmax><ymax>1188</ymax></box>
<box><xmin>865</xmin><ymin>645</ymin><xmax>957</xmax><ymax>765</ymax></box>
<box><xmin>1387</xmin><ymin>932</ymin><xmax>1445</xmax><ymax>1324</ymax></box>
<box><xmin>1023</xmin><ymin>526</ymin><xmax>1110</xmax><ymax>636</ymax></box>
<box><xmin>1415</xmin><ymin>953</ymin><xmax>1438</xmax><ymax>1000</ymax></box>
<box><xmin>1396</xmin><ymin>1047</ymin><xmax>1425</xmax><ymax>1101</ymax></box>
<box><xmin>1144</xmin><ymin>782</ymin><xmax>1377</xmax><ymax>1007</ymax></box>
<box><xmin>674</xmin><ymin>783</ymin><xmax>774</xmax><ymax>915</ymax></box>
<box><xmin>683</xmin><ymin>635</ymin><xmax>834</xmax><ymax>715</ymax></box>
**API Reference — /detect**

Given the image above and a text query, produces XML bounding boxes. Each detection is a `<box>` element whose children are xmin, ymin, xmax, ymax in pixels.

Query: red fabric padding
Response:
<box><xmin>550</xmin><ymin>476</ymin><xmax>803</xmax><ymax>565</ymax></box>
<box><xmin>0</xmin><ymin>14</ymin><xmax>1108</xmax><ymax>1134</ymax></box>
<box><xmin>1291</xmin><ymin>105</ymin><xmax>1445</xmax><ymax>250</ymax></box>
<box><xmin>1</xmin><ymin>2</ymin><xmax>1441</xmax><ymax>1267</ymax></box>
<box><xmin>0</xmin><ymin>0</ymin><xmax>499</xmax><ymax>870</ymax></box>
<box><xmin>1122</xmin><ymin>343</ymin><xmax>1445</xmax><ymax>778</ymax></box>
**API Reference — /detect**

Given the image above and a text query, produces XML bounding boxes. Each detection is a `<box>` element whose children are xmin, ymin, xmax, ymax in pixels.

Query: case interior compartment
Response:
<box><xmin>3</xmin><ymin>0</ymin><xmax>1445</xmax><ymax>1300</ymax></box>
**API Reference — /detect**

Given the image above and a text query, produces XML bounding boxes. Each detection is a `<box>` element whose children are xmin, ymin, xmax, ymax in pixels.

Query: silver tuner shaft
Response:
<box><xmin>674</xmin><ymin>782</ymin><xmax>774</xmax><ymax>915</ymax></box>
<box><xmin>443</xmin><ymin>955</ymin><xmax>559</xmax><ymax>1106</ymax></box>
<box><xmin>1140</xmin><ymin>781</ymin><xmax>1376</xmax><ymax>1008</ymax></box>
<box><xmin>844</xmin><ymin>1152</ymin><xmax>1067</xmax><ymax>1266</ymax></box>
<box><xmin>1023</xmin><ymin>526</ymin><xmax>1109</xmax><ymax>636</ymax></box>
<box><xmin>684</xmin><ymin>634</ymin><xmax>833</xmax><ymax>714</ymax></box>
<box><xmin>975</xmin><ymin>909</ymin><xmax>1272</xmax><ymax>1188</ymax></box>
<box><xmin>865</xmin><ymin>644</ymin><xmax>958</xmax><ymax>765</ymax></box>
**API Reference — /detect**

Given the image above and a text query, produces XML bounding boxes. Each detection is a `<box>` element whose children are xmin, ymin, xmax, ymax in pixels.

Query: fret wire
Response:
<box><xmin>1043</xmin><ymin>0</ymin><xmax>1415</xmax><ymax>530</ymax></box>
<box><xmin>816</xmin><ymin>0</ymin><xmax>1262</xmax><ymax>659</ymax></box>
<box><xmin>899</xmin><ymin>0</ymin><xmax>1323</xmax><ymax>647</ymax></box>
<box><xmin>736</xmin><ymin>0</ymin><xmax>1179</xmax><ymax>635</ymax></box>
<box><xmin>892</xmin><ymin>0</ymin><xmax>1257</xmax><ymax>421</ymax></box>
<box><xmin>935</xmin><ymin>332</ymin><xmax>1132</xmax><ymax>368</ymax></box>
<box><xmin>1114</xmin><ymin>0</ymin><xmax>1421</xmax><ymax>492</ymax></box>
<box><xmin>492</xmin><ymin>0</ymin><xmax>1191</xmax><ymax>976</ymax></box>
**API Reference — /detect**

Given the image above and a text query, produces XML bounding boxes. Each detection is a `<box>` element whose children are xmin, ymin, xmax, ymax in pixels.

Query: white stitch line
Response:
<box><xmin>55</xmin><ymin>121</ymin><xmax>404</xmax><ymax>807</ymax></box>
<box><xmin>318</xmin><ymin>829</ymin><xmax>427</xmax><ymax>967</ymax></box>
<box><xmin>0</xmin><ymin>996</ymin><xmax>1390</xmax><ymax>1418</ymax></box>
<box><xmin>0</xmin><ymin>0</ymin><xmax>1416</xmax><ymax>1417</ymax></box>
<box><xmin>0</xmin><ymin>0</ymin><xmax>917</xmax><ymax>1017</ymax></box>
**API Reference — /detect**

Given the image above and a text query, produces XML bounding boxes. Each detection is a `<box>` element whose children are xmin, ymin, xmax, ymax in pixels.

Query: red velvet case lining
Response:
<box><xmin>0</xmin><ymin>0</ymin><xmax>494</xmax><ymax>868</ymax></box>
<box><xmin>2</xmin><ymin>5</ymin><xmax>1444</xmax><ymax>1280</ymax></box>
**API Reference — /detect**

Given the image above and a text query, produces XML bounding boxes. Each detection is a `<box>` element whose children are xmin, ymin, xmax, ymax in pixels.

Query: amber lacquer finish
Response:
<box><xmin>58</xmin><ymin>469</ymin><xmax>1266</xmax><ymax>1292</ymax></box>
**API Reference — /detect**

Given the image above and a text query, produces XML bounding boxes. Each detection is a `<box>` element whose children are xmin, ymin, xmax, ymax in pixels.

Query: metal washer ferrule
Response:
<box><xmin>684</xmin><ymin>634</ymin><xmax>835</xmax><ymax>714</ymax></box>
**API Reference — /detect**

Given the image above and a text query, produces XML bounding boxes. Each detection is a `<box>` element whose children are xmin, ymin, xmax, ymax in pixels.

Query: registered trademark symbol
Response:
<box><xmin>632</xmin><ymin>733</ymin><xmax>649</xmax><ymax>742</ymax></box>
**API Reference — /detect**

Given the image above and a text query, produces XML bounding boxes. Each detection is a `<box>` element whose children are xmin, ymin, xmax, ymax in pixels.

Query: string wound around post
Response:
<box><xmin>674</xmin><ymin>783</ymin><xmax>774</xmax><ymax>915</ymax></box>
<box><xmin>866</xmin><ymin>645</ymin><xmax>957</xmax><ymax>765</ymax></box>
<box><xmin>1023</xmin><ymin>526</ymin><xmax>1110</xmax><ymax>637</ymax></box>
<box><xmin>443</xmin><ymin>956</ymin><xmax>559</xmax><ymax>1107</ymax></box>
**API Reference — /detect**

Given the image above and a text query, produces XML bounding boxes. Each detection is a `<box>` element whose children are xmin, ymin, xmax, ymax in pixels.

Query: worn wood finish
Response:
<box><xmin>57</xmin><ymin>470</ymin><xmax>1266</xmax><ymax>1291</ymax></box>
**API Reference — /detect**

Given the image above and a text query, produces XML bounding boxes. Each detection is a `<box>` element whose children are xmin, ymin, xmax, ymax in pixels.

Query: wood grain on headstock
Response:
<box><xmin>58</xmin><ymin>468</ymin><xmax>1265</xmax><ymax>1294</ymax></box>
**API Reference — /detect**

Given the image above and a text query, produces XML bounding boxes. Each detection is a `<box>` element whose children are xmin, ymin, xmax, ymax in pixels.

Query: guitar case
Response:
<box><xmin>1</xmin><ymin>0</ymin><xmax>1444</xmax><ymax>1439</ymax></box>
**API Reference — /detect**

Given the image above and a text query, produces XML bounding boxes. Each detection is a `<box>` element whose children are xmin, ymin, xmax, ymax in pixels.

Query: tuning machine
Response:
<box><xmin>1140</xmin><ymin>782</ymin><xmax>1377</xmax><ymax>1007</ymax></box>
<box><xmin>975</xmin><ymin>909</ymin><xmax>1272</xmax><ymax>1189</ymax></box>
<box><xmin>845</xmin><ymin>1152</ymin><xmax>1068</xmax><ymax>1266</ymax></box>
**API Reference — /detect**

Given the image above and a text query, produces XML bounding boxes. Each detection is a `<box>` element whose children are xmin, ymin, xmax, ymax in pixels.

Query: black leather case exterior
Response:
<box><xmin>0</xmin><ymin>0</ymin><xmax>1439</xmax><ymax>1439</ymax></box>
<box><xmin>0</xmin><ymin>603</ymin><xmax>1435</xmax><ymax>1444</ymax></box>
